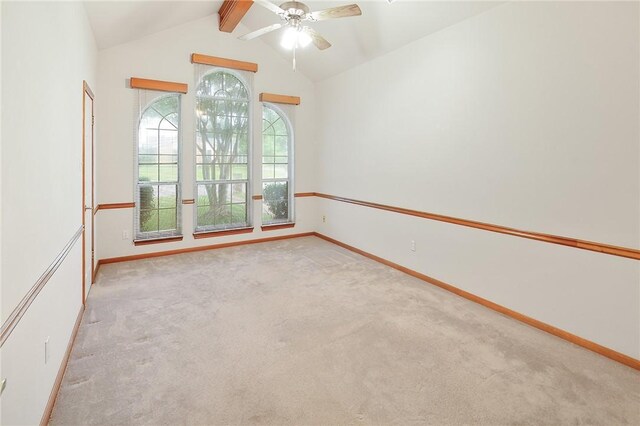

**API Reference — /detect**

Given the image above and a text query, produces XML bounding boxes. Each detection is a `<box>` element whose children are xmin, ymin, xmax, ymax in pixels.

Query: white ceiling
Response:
<box><xmin>84</xmin><ymin>0</ymin><xmax>503</xmax><ymax>81</ymax></box>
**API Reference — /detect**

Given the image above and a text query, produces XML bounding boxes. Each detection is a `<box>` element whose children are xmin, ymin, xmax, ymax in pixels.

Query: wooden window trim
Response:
<box><xmin>261</xmin><ymin>223</ymin><xmax>295</xmax><ymax>231</ymax></box>
<box><xmin>259</xmin><ymin>93</ymin><xmax>301</xmax><ymax>105</ymax></box>
<box><xmin>134</xmin><ymin>236</ymin><xmax>184</xmax><ymax>246</ymax></box>
<box><xmin>191</xmin><ymin>53</ymin><xmax>258</xmax><ymax>73</ymax></box>
<box><xmin>193</xmin><ymin>227</ymin><xmax>254</xmax><ymax>239</ymax></box>
<box><xmin>130</xmin><ymin>77</ymin><xmax>188</xmax><ymax>94</ymax></box>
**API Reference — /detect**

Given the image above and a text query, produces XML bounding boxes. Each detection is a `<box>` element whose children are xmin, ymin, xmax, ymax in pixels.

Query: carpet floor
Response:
<box><xmin>50</xmin><ymin>236</ymin><xmax>639</xmax><ymax>425</ymax></box>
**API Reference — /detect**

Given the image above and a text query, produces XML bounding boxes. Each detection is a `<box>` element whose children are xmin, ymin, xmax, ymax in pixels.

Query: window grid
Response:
<box><xmin>262</xmin><ymin>104</ymin><xmax>293</xmax><ymax>225</ymax></box>
<box><xmin>135</xmin><ymin>94</ymin><xmax>182</xmax><ymax>240</ymax></box>
<box><xmin>195</xmin><ymin>70</ymin><xmax>251</xmax><ymax>232</ymax></box>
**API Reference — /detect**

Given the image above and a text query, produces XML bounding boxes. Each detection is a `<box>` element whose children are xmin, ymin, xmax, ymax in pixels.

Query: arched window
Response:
<box><xmin>195</xmin><ymin>71</ymin><xmax>250</xmax><ymax>232</ymax></box>
<box><xmin>262</xmin><ymin>104</ymin><xmax>293</xmax><ymax>225</ymax></box>
<box><xmin>136</xmin><ymin>94</ymin><xmax>181</xmax><ymax>240</ymax></box>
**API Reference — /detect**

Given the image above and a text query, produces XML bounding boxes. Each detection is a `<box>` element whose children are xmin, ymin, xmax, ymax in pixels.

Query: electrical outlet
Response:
<box><xmin>410</xmin><ymin>240</ymin><xmax>416</xmax><ymax>252</ymax></box>
<box><xmin>322</xmin><ymin>215</ymin><xmax>326</xmax><ymax>223</ymax></box>
<box><xmin>44</xmin><ymin>337</ymin><xmax>50</xmax><ymax>364</ymax></box>
<box><xmin>122</xmin><ymin>230</ymin><xmax>129</xmax><ymax>240</ymax></box>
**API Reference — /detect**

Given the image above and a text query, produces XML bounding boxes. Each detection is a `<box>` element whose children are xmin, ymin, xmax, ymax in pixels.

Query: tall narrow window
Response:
<box><xmin>262</xmin><ymin>104</ymin><xmax>293</xmax><ymax>225</ymax></box>
<box><xmin>135</xmin><ymin>94</ymin><xmax>181</xmax><ymax>240</ymax></box>
<box><xmin>195</xmin><ymin>71</ymin><xmax>251</xmax><ymax>232</ymax></box>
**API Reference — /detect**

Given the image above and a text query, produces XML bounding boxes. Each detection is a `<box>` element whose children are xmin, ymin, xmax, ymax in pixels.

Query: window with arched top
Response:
<box><xmin>135</xmin><ymin>94</ymin><xmax>181</xmax><ymax>240</ymax></box>
<box><xmin>262</xmin><ymin>104</ymin><xmax>293</xmax><ymax>225</ymax></box>
<box><xmin>195</xmin><ymin>71</ymin><xmax>251</xmax><ymax>232</ymax></box>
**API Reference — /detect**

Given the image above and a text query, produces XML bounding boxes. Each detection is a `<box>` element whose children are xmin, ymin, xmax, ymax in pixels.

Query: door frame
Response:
<box><xmin>82</xmin><ymin>80</ymin><xmax>95</xmax><ymax>305</ymax></box>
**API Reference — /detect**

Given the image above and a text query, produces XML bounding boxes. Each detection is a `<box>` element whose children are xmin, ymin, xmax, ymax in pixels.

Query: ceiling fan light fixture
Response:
<box><xmin>280</xmin><ymin>26</ymin><xmax>311</xmax><ymax>50</ymax></box>
<box><xmin>297</xmin><ymin>30</ymin><xmax>312</xmax><ymax>47</ymax></box>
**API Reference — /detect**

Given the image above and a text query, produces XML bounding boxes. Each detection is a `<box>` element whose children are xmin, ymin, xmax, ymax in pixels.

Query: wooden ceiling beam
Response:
<box><xmin>219</xmin><ymin>0</ymin><xmax>254</xmax><ymax>33</ymax></box>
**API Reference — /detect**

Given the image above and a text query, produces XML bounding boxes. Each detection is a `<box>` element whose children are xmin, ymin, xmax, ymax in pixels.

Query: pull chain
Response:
<box><xmin>292</xmin><ymin>43</ymin><xmax>297</xmax><ymax>71</ymax></box>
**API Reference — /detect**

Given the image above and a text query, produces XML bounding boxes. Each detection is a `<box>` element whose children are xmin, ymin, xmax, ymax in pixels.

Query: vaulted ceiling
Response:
<box><xmin>84</xmin><ymin>0</ymin><xmax>503</xmax><ymax>81</ymax></box>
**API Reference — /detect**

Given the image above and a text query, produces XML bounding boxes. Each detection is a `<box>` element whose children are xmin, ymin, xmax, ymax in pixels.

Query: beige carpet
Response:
<box><xmin>50</xmin><ymin>236</ymin><xmax>639</xmax><ymax>425</ymax></box>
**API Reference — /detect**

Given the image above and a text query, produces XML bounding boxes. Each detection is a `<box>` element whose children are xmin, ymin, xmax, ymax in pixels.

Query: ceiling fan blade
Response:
<box><xmin>253</xmin><ymin>0</ymin><xmax>285</xmax><ymax>16</ymax></box>
<box><xmin>239</xmin><ymin>23</ymin><xmax>283</xmax><ymax>40</ymax></box>
<box><xmin>308</xmin><ymin>4</ymin><xmax>362</xmax><ymax>21</ymax></box>
<box><xmin>303</xmin><ymin>27</ymin><xmax>331</xmax><ymax>50</ymax></box>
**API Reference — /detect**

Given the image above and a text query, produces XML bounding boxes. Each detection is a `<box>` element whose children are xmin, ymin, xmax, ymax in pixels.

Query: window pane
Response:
<box><xmin>159</xmin><ymin>130</ymin><xmax>178</xmax><ymax>154</ymax></box>
<box><xmin>139</xmin><ymin>154</ymin><xmax>157</xmax><ymax>164</ymax></box>
<box><xmin>217</xmin><ymin>164</ymin><xmax>231</xmax><ymax>181</ymax></box>
<box><xmin>263</xmin><ymin>181</ymin><xmax>288</xmax><ymax>201</ymax></box>
<box><xmin>262</xmin><ymin>204</ymin><xmax>275</xmax><ymax>223</ymax></box>
<box><xmin>262</xmin><ymin>200</ymin><xmax>288</xmax><ymax>223</ymax></box>
<box><xmin>263</xmin><ymin>137</ymin><xmax>275</xmax><ymax>156</ymax></box>
<box><xmin>158</xmin><ymin>208</ymin><xmax>177</xmax><ymax>231</ymax></box>
<box><xmin>139</xmin><ymin>165</ymin><xmax>158</xmax><ymax>182</ymax></box>
<box><xmin>274</xmin><ymin>164</ymin><xmax>288</xmax><ymax>179</ymax></box>
<box><xmin>140</xmin><ymin>209</ymin><xmax>158</xmax><ymax>232</ymax></box>
<box><xmin>216</xmin><ymin>204</ymin><xmax>232</xmax><ymax>226</ymax></box>
<box><xmin>231</xmin><ymin>204</ymin><xmax>246</xmax><ymax>224</ymax></box>
<box><xmin>159</xmin><ymin>154</ymin><xmax>177</xmax><ymax>164</ymax></box>
<box><xmin>232</xmin><ymin>183</ymin><xmax>246</xmax><ymax>203</ymax></box>
<box><xmin>159</xmin><ymin>164</ymin><xmax>178</xmax><ymax>182</ymax></box>
<box><xmin>139</xmin><ymin>184</ymin><xmax>157</xmax><ymax>210</ymax></box>
<box><xmin>196</xmin><ymin>182</ymin><xmax>248</xmax><ymax>229</ymax></box>
<box><xmin>273</xmin><ymin>118</ymin><xmax>287</xmax><ymax>136</ymax></box>
<box><xmin>262</xmin><ymin>164</ymin><xmax>275</xmax><ymax>180</ymax></box>
<box><xmin>158</xmin><ymin>185</ymin><xmax>176</xmax><ymax>208</ymax></box>
<box><xmin>263</xmin><ymin>181</ymin><xmax>289</xmax><ymax>222</ymax></box>
<box><xmin>232</xmin><ymin>164</ymin><xmax>248</xmax><ymax>180</ymax></box>
<box><xmin>275</xmin><ymin>136</ymin><xmax>288</xmax><ymax>156</ymax></box>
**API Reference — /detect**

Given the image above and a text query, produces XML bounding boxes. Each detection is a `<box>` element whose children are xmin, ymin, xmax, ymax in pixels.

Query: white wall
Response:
<box><xmin>0</xmin><ymin>2</ymin><xmax>3</xmax><ymax>421</ymax></box>
<box><xmin>315</xmin><ymin>1</ymin><xmax>640</xmax><ymax>358</ymax></box>
<box><xmin>96</xmin><ymin>15</ymin><xmax>318</xmax><ymax>260</ymax></box>
<box><xmin>1</xmin><ymin>2</ymin><xmax>97</xmax><ymax>424</ymax></box>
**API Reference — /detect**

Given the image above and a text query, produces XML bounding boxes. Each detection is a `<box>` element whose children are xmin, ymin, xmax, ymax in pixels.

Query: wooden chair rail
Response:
<box><xmin>314</xmin><ymin>193</ymin><xmax>640</xmax><ymax>261</ymax></box>
<box><xmin>93</xmin><ymin>193</ymin><xmax>639</xmax><ymax>260</ymax></box>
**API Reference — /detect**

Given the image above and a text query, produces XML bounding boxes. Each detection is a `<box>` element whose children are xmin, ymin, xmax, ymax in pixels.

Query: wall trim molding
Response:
<box><xmin>93</xmin><ymin>193</ymin><xmax>638</xmax><ymax>259</ymax></box>
<box><xmin>40</xmin><ymin>305</ymin><xmax>85</xmax><ymax>425</ymax></box>
<box><xmin>98</xmin><ymin>232</ymin><xmax>314</xmax><ymax>265</ymax></box>
<box><xmin>312</xmin><ymin>232</ymin><xmax>640</xmax><ymax>370</ymax></box>
<box><xmin>96</xmin><ymin>202</ymin><xmax>135</xmax><ymax>211</ymax></box>
<box><xmin>314</xmin><ymin>193</ymin><xmax>640</xmax><ymax>260</ymax></box>
<box><xmin>0</xmin><ymin>226</ymin><xmax>83</xmax><ymax>348</ymax></box>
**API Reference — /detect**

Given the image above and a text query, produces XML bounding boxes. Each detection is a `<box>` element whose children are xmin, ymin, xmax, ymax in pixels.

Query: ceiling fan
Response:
<box><xmin>239</xmin><ymin>0</ymin><xmax>362</xmax><ymax>52</ymax></box>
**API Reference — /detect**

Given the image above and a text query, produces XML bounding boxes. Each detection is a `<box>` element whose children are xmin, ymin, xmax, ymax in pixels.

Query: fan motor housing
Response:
<box><xmin>279</xmin><ymin>1</ymin><xmax>310</xmax><ymax>18</ymax></box>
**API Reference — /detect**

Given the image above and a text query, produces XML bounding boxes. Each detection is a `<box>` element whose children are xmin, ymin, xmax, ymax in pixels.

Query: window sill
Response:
<box><xmin>134</xmin><ymin>236</ymin><xmax>183</xmax><ymax>246</ymax></box>
<box><xmin>261</xmin><ymin>223</ymin><xmax>295</xmax><ymax>231</ymax></box>
<box><xmin>193</xmin><ymin>227</ymin><xmax>254</xmax><ymax>239</ymax></box>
